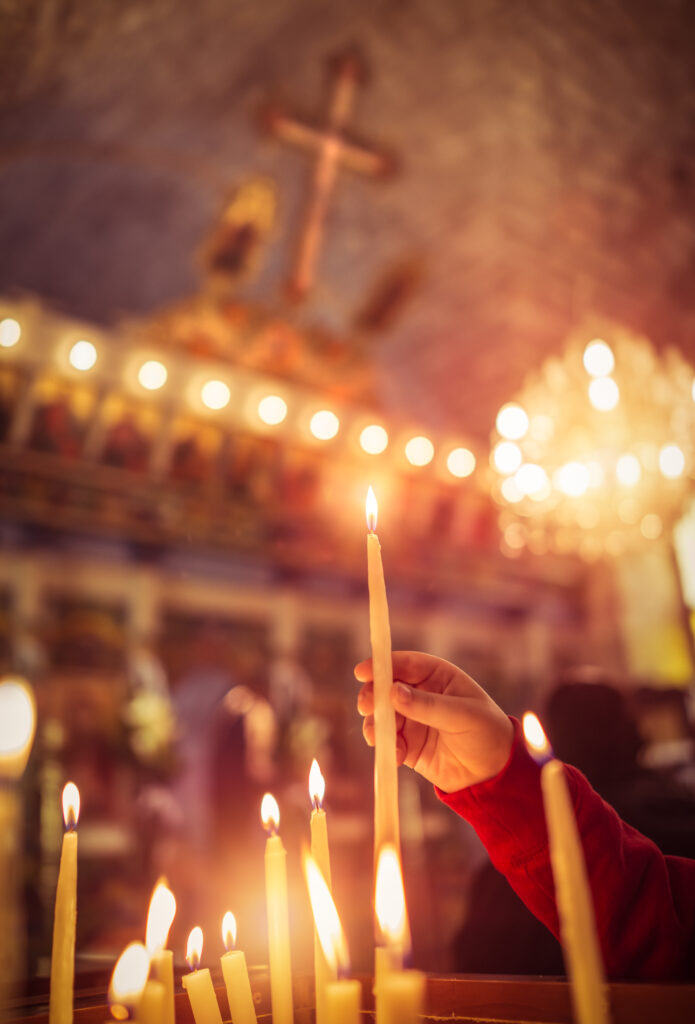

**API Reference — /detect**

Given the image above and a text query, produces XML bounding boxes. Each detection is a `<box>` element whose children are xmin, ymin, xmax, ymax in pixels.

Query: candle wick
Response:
<box><xmin>311</xmin><ymin>796</ymin><xmax>321</xmax><ymax>812</ymax></box>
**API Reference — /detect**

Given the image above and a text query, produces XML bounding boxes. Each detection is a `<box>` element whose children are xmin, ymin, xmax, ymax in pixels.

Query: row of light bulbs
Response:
<box><xmin>0</xmin><ymin>317</ymin><xmax>477</xmax><ymax>477</ymax></box>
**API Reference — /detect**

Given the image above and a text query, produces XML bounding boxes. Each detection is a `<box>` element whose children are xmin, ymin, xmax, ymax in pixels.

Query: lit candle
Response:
<box><xmin>374</xmin><ymin>844</ymin><xmax>424</xmax><ymax>1024</ymax></box>
<box><xmin>261</xmin><ymin>793</ymin><xmax>294</xmax><ymax>1024</ymax></box>
<box><xmin>0</xmin><ymin>677</ymin><xmax>36</xmax><ymax>1017</ymax></box>
<box><xmin>220</xmin><ymin>911</ymin><xmax>257</xmax><ymax>1024</ymax></box>
<box><xmin>108</xmin><ymin>942</ymin><xmax>150</xmax><ymax>1023</ymax></box>
<box><xmin>145</xmin><ymin>880</ymin><xmax>176</xmax><ymax>1024</ymax></box>
<box><xmin>366</xmin><ymin>487</ymin><xmax>400</xmax><ymax>863</ymax></box>
<box><xmin>49</xmin><ymin>781</ymin><xmax>80</xmax><ymax>1024</ymax></box>
<box><xmin>303</xmin><ymin>851</ymin><xmax>360</xmax><ymax>1024</ymax></box>
<box><xmin>309</xmin><ymin>759</ymin><xmax>332</xmax><ymax>1024</ymax></box>
<box><xmin>181</xmin><ymin>927</ymin><xmax>223</xmax><ymax>1024</ymax></box>
<box><xmin>523</xmin><ymin>713</ymin><xmax>610</xmax><ymax>1024</ymax></box>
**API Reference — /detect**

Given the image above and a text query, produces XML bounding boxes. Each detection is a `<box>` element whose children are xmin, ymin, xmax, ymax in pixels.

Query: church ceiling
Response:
<box><xmin>1</xmin><ymin>0</ymin><xmax>695</xmax><ymax>441</ymax></box>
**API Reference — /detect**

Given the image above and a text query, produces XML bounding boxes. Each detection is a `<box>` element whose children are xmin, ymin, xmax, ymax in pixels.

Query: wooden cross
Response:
<box><xmin>264</xmin><ymin>47</ymin><xmax>395</xmax><ymax>301</ymax></box>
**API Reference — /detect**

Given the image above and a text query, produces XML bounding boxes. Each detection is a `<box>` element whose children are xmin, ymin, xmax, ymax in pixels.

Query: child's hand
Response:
<box><xmin>355</xmin><ymin>651</ymin><xmax>514</xmax><ymax>794</ymax></box>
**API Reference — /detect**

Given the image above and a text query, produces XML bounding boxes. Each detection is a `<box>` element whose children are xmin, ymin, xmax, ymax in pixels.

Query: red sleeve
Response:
<box><xmin>436</xmin><ymin>718</ymin><xmax>695</xmax><ymax>980</ymax></box>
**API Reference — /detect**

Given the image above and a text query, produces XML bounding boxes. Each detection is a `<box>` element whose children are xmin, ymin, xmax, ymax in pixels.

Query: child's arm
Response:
<box><xmin>356</xmin><ymin>652</ymin><xmax>695</xmax><ymax>981</ymax></box>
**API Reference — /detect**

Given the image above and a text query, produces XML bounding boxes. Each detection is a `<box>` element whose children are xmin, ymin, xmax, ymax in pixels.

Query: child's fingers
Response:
<box><xmin>357</xmin><ymin>682</ymin><xmax>374</xmax><ymax>715</ymax></box>
<box><xmin>362</xmin><ymin>714</ymin><xmax>375</xmax><ymax>746</ymax></box>
<box><xmin>354</xmin><ymin>659</ymin><xmax>374</xmax><ymax>682</ymax></box>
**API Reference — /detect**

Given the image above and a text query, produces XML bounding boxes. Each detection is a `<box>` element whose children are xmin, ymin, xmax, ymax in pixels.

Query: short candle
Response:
<box><xmin>220</xmin><ymin>911</ymin><xmax>257</xmax><ymax>1024</ymax></box>
<box><xmin>181</xmin><ymin>927</ymin><xmax>223</xmax><ymax>1024</ymax></box>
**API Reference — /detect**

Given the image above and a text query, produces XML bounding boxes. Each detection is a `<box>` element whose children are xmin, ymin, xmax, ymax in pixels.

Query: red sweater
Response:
<box><xmin>437</xmin><ymin>719</ymin><xmax>695</xmax><ymax>980</ymax></box>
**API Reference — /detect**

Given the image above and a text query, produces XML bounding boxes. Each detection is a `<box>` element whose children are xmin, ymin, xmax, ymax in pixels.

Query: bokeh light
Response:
<box><xmin>554</xmin><ymin>461</ymin><xmax>590</xmax><ymax>497</ymax></box>
<box><xmin>446</xmin><ymin>447</ymin><xmax>475</xmax><ymax>478</ymax></box>
<box><xmin>69</xmin><ymin>339</ymin><xmax>97</xmax><ymax>371</ymax></box>
<box><xmin>492</xmin><ymin>441</ymin><xmax>522</xmax><ymax>475</ymax></box>
<box><xmin>310</xmin><ymin>410</ymin><xmax>340</xmax><ymax>441</ymax></box>
<box><xmin>659</xmin><ymin>444</ymin><xmax>685</xmax><ymax>479</ymax></box>
<box><xmin>583</xmin><ymin>339</ymin><xmax>615</xmax><ymax>377</ymax></box>
<box><xmin>640</xmin><ymin>513</ymin><xmax>663</xmax><ymax>539</ymax></box>
<box><xmin>201</xmin><ymin>379</ymin><xmax>231</xmax><ymax>410</ymax></box>
<box><xmin>0</xmin><ymin>317</ymin><xmax>21</xmax><ymax>348</ymax></box>
<box><xmin>616</xmin><ymin>454</ymin><xmax>641</xmax><ymax>487</ymax></box>
<box><xmin>496</xmin><ymin>404</ymin><xmax>529</xmax><ymax>440</ymax></box>
<box><xmin>404</xmin><ymin>435</ymin><xmax>434</xmax><ymax>467</ymax></box>
<box><xmin>588</xmin><ymin>377</ymin><xmax>619</xmax><ymax>411</ymax></box>
<box><xmin>138</xmin><ymin>360</ymin><xmax>168</xmax><ymax>391</ymax></box>
<box><xmin>515</xmin><ymin>463</ymin><xmax>548</xmax><ymax>497</ymax></box>
<box><xmin>500</xmin><ymin>476</ymin><xmax>523</xmax><ymax>503</ymax></box>
<box><xmin>359</xmin><ymin>424</ymin><xmax>388</xmax><ymax>455</ymax></box>
<box><xmin>258</xmin><ymin>395</ymin><xmax>288</xmax><ymax>425</ymax></box>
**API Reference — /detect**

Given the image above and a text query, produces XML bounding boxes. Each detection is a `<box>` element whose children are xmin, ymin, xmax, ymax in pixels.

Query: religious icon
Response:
<box><xmin>201</xmin><ymin>178</ymin><xmax>277</xmax><ymax>296</ymax></box>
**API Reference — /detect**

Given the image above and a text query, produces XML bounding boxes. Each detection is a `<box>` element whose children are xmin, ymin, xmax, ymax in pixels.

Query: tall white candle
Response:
<box><xmin>0</xmin><ymin>677</ymin><xmax>36</xmax><ymax>1020</ymax></box>
<box><xmin>49</xmin><ymin>782</ymin><xmax>80</xmax><ymax>1024</ymax></box>
<box><xmin>145</xmin><ymin>880</ymin><xmax>176</xmax><ymax>1024</ymax></box>
<box><xmin>303</xmin><ymin>851</ymin><xmax>360</xmax><ymax>1024</ymax></box>
<box><xmin>309</xmin><ymin>759</ymin><xmax>332</xmax><ymax>1024</ymax></box>
<box><xmin>220</xmin><ymin>911</ymin><xmax>257</xmax><ymax>1024</ymax></box>
<box><xmin>181</xmin><ymin>927</ymin><xmax>223</xmax><ymax>1024</ymax></box>
<box><xmin>261</xmin><ymin>794</ymin><xmax>294</xmax><ymax>1024</ymax></box>
<box><xmin>523</xmin><ymin>713</ymin><xmax>610</xmax><ymax>1024</ymax></box>
<box><xmin>365</xmin><ymin>487</ymin><xmax>400</xmax><ymax>864</ymax></box>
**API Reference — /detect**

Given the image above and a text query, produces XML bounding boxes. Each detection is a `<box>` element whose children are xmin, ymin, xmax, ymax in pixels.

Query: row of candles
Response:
<box><xmin>2</xmin><ymin>487</ymin><xmax>611</xmax><ymax>1023</ymax></box>
<box><xmin>47</xmin><ymin>769</ymin><xmax>422</xmax><ymax>1024</ymax></box>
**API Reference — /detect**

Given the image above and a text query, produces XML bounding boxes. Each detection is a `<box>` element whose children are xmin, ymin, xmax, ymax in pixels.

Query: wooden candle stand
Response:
<box><xmin>7</xmin><ymin>972</ymin><xmax>695</xmax><ymax>1024</ymax></box>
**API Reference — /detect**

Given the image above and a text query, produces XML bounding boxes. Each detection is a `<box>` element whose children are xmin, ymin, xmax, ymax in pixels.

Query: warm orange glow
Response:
<box><xmin>109</xmin><ymin>942</ymin><xmax>149</xmax><ymax>1011</ymax></box>
<box><xmin>222</xmin><ymin>911</ymin><xmax>237</xmax><ymax>952</ymax></box>
<box><xmin>366</xmin><ymin>486</ymin><xmax>378</xmax><ymax>533</ymax></box>
<box><xmin>186</xmin><ymin>926</ymin><xmax>203</xmax><ymax>971</ymax></box>
<box><xmin>309</xmin><ymin>758</ymin><xmax>325</xmax><ymax>809</ymax></box>
<box><xmin>0</xmin><ymin>677</ymin><xmax>36</xmax><ymax>779</ymax></box>
<box><xmin>62</xmin><ymin>782</ymin><xmax>80</xmax><ymax>831</ymax></box>
<box><xmin>360</xmin><ymin>424</ymin><xmax>388</xmax><ymax>455</ymax></box>
<box><xmin>303</xmin><ymin>851</ymin><xmax>349</xmax><ymax>974</ymax></box>
<box><xmin>496</xmin><ymin>404</ymin><xmax>528</xmax><ymax>440</ymax></box>
<box><xmin>374</xmin><ymin>844</ymin><xmax>407</xmax><ymax>946</ymax></box>
<box><xmin>404</xmin><ymin>435</ymin><xmax>434</xmax><ymax>467</ymax></box>
<box><xmin>522</xmin><ymin>712</ymin><xmax>552</xmax><ymax>760</ymax></box>
<box><xmin>261</xmin><ymin>792</ymin><xmax>280</xmax><ymax>832</ymax></box>
<box><xmin>641</xmin><ymin>513</ymin><xmax>663</xmax><ymax>540</ymax></box>
<box><xmin>145</xmin><ymin>879</ymin><xmax>176</xmax><ymax>955</ymax></box>
<box><xmin>447</xmin><ymin>447</ymin><xmax>476</xmax><ymax>478</ymax></box>
<box><xmin>500</xmin><ymin>476</ymin><xmax>523</xmax><ymax>503</ymax></box>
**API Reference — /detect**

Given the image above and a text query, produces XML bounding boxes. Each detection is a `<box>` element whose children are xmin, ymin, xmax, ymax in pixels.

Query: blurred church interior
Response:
<box><xmin>2</xmin><ymin>0</ymin><xmax>695</xmax><ymax>990</ymax></box>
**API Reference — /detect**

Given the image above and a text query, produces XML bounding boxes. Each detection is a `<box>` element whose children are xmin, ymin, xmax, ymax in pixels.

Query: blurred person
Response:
<box><xmin>356</xmin><ymin>652</ymin><xmax>695</xmax><ymax>980</ymax></box>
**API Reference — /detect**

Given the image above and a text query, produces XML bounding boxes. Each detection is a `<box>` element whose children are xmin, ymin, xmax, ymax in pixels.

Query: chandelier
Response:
<box><xmin>489</xmin><ymin>324</ymin><xmax>695</xmax><ymax>561</ymax></box>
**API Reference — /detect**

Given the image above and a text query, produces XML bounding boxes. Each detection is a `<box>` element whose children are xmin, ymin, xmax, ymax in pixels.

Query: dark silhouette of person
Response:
<box><xmin>452</xmin><ymin>670</ymin><xmax>695</xmax><ymax>975</ymax></box>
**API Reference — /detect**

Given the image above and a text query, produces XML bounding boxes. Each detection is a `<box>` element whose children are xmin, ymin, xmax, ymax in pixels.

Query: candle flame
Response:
<box><xmin>261</xmin><ymin>792</ymin><xmax>280</xmax><ymax>833</ymax></box>
<box><xmin>145</xmin><ymin>879</ymin><xmax>176</xmax><ymax>955</ymax></box>
<box><xmin>309</xmin><ymin>758</ymin><xmax>325</xmax><ymax>808</ymax></box>
<box><xmin>375</xmin><ymin>844</ymin><xmax>408</xmax><ymax>947</ymax></box>
<box><xmin>303</xmin><ymin>849</ymin><xmax>349</xmax><ymax>974</ymax></box>
<box><xmin>62</xmin><ymin>781</ymin><xmax>80</xmax><ymax>831</ymax></box>
<box><xmin>222</xmin><ymin>911</ymin><xmax>237</xmax><ymax>952</ymax></box>
<box><xmin>365</xmin><ymin>486</ymin><xmax>378</xmax><ymax>532</ymax></box>
<box><xmin>186</xmin><ymin>926</ymin><xmax>203</xmax><ymax>971</ymax></box>
<box><xmin>0</xmin><ymin>676</ymin><xmax>36</xmax><ymax>780</ymax></box>
<box><xmin>109</xmin><ymin>941</ymin><xmax>149</xmax><ymax>1013</ymax></box>
<box><xmin>522</xmin><ymin>712</ymin><xmax>553</xmax><ymax>762</ymax></box>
